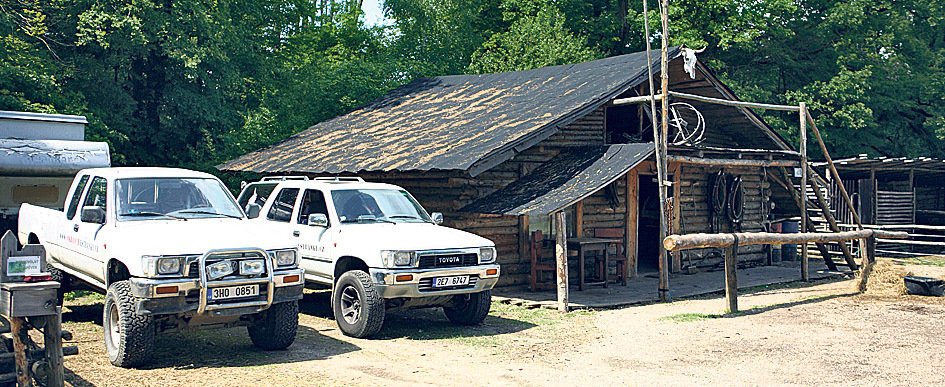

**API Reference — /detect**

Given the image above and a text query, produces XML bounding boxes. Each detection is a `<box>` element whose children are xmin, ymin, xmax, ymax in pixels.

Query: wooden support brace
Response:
<box><xmin>724</xmin><ymin>244</ymin><xmax>738</xmax><ymax>313</ymax></box>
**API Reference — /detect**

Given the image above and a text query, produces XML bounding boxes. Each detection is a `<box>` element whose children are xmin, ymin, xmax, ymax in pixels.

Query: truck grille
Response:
<box><xmin>186</xmin><ymin>251</ymin><xmax>269</xmax><ymax>280</ymax></box>
<box><xmin>418</xmin><ymin>276</ymin><xmax>479</xmax><ymax>292</ymax></box>
<box><xmin>418</xmin><ymin>253</ymin><xmax>478</xmax><ymax>269</ymax></box>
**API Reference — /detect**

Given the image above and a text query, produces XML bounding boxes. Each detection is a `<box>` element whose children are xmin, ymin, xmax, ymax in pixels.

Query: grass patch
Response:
<box><xmin>64</xmin><ymin>290</ymin><xmax>104</xmax><ymax>303</ymax></box>
<box><xmin>894</xmin><ymin>256</ymin><xmax>945</xmax><ymax>267</ymax></box>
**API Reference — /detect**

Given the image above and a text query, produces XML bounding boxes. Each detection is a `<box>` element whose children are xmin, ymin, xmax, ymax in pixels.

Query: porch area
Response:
<box><xmin>493</xmin><ymin>260</ymin><xmax>841</xmax><ymax>310</ymax></box>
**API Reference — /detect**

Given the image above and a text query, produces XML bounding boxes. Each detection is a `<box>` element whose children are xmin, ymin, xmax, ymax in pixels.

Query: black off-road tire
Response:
<box><xmin>103</xmin><ymin>281</ymin><xmax>155</xmax><ymax>368</ymax></box>
<box><xmin>48</xmin><ymin>265</ymin><xmax>69</xmax><ymax>306</ymax></box>
<box><xmin>248</xmin><ymin>300</ymin><xmax>299</xmax><ymax>350</ymax></box>
<box><xmin>443</xmin><ymin>290</ymin><xmax>491</xmax><ymax>325</ymax></box>
<box><xmin>332</xmin><ymin>270</ymin><xmax>385</xmax><ymax>338</ymax></box>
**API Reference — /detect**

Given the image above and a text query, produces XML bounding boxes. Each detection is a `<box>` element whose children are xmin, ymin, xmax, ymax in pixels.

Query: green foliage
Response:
<box><xmin>468</xmin><ymin>0</ymin><xmax>601</xmax><ymax>73</ymax></box>
<box><xmin>1</xmin><ymin>0</ymin><xmax>944</xmax><ymax>176</ymax></box>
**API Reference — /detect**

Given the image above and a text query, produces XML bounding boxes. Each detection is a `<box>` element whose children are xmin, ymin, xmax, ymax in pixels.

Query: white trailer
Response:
<box><xmin>0</xmin><ymin>111</ymin><xmax>110</xmax><ymax>232</ymax></box>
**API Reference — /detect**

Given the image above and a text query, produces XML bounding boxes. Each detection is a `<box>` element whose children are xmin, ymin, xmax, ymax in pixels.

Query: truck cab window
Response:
<box><xmin>82</xmin><ymin>177</ymin><xmax>108</xmax><ymax>214</ymax></box>
<box><xmin>298</xmin><ymin>189</ymin><xmax>329</xmax><ymax>225</ymax></box>
<box><xmin>66</xmin><ymin>175</ymin><xmax>90</xmax><ymax>220</ymax></box>
<box><xmin>266</xmin><ymin>188</ymin><xmax>299</xmax><ymax>223</ymax></box>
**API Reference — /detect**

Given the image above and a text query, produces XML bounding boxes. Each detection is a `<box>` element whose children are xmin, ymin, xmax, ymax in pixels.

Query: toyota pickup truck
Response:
<box><xmin>18</xmin><ymin>167</ymin><xmax>304</xmax><ymax>367</ymax></box>
<box><xmin>237</xmin><ymin>177</ymin><xmax>500</xmax><ymax>338</ymax></box>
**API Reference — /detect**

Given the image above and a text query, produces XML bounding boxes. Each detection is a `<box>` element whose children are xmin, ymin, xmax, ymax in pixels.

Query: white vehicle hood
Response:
<box><xmin>337</xmin><ymin>222</ymin><xmax>494</xmax><ymax>251</ymax></box>
<box><xmin>109</xmin><ymin>218</ymin><xmax>294</xmax><ymax>256</ymax></box>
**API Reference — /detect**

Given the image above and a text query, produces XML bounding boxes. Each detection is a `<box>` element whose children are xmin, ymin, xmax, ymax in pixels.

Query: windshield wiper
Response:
<box><xmin>176</xmin><ymin>210</ymin><xmax>242</xmax><ymax>219</ymax></box>
<box><xmin>118</xmin><ymin>211</ymin><xmax>186</xmax><ymax>220</ymax></box>
<box><xmin>388</xmin><ymin>215</ymin><xmax>421</xmax><ymax>220</ymax></box>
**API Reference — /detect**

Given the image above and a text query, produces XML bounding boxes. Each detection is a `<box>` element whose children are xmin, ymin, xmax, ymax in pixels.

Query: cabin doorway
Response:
<box><xmin>637</xmin><ymin>174</ymin><xmax>661</xmax><ymax>273</ymax></box>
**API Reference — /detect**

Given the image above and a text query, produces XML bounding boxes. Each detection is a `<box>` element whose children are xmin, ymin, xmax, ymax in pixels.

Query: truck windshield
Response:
<box><xmin>331</xmin><ymin>189</ymin><xmax>431</xmax><ymax>224</ymax></box>
<box><xmin>115</xmin><ymin>178</ymin><xmax>244</xmax><ymax>221</ymax></box>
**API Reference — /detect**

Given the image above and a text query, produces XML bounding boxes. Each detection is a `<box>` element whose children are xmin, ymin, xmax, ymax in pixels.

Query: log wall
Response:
<box><xmin>674</xmin><ymin>163</ymin><xmax>772</xmax><ymax>267</ymax></box>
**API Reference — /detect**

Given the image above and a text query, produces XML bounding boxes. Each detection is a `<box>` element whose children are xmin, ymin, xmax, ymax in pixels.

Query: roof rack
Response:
<box><xmin>313</xmin><ymin>176</ymin><xmax>365</xmax><ymax>183</ymax></box>
<box><xmin>261</xmin><ymin>176</ymin><xmax>310</xmax><ymax>181</ymax></box>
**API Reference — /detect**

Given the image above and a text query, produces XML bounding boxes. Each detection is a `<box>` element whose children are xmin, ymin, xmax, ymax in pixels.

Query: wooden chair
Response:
<box><xmin>593</xmin><ymin>228</ymin><xmax>628</xmax><ymax>285</ymax></box>
<box><xmin>529</xmin><ymin>230</ymin><xmax>556</xmax><ymax>291</ymax></box>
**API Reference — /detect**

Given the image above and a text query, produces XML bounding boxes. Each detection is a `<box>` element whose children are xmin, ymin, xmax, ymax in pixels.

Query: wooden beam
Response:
<box><xmin>43</xmin><ymin>310</ymin><xmax>64</xmax><ymax>387</ymax></box>
<box><xmin>807</xmin><ymin>166</ymin><xmax>859</xmax><ymax>270</ymax></box>
<box><xmin>626</xmin><ymin>170</ymin><xmax>639</xmax><ymax>280</ymax></box>
<box><xmin>611</xmin><ymin>94</ymin><xmax>664</xmax><ymax>106</ymax></box>
<box><xmin>668</xmin><ymin>91</ymin><xmax>802</xmax><ymax>112</ymax></box>
<box><xmin>665</xmin><ymin>155</ymin><xmax>798</xmax><ymax>167</ymax></box>
<box><xmin>805</xmin><ymin>110</ymin><xmax>863</xmax><ymax>228</ymax></box>
<box><xmin>799</xmin><ymin>102</ymin><xmax>809</xmax><ymax>281</ymax></box>
<box><xmin>663</xmin><ymin>229</ymin><xmax>907</xmax><ymax>252</ymax></box>
<box><xmin>555</xmin><ymin>211</ymin><xmax>569</xmax><ymax>312</ymax></box>
<box><xmin>10</xmin><ymin>317</ymin><xmax>29</xmax><ymax>386</ymax></box>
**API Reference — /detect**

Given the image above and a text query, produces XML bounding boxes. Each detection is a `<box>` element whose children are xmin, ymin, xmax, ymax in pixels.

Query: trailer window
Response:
<box><xmin>66</xmin><ymin>175</ymin><xmax>90</xmax><ymax>220</ymax></box>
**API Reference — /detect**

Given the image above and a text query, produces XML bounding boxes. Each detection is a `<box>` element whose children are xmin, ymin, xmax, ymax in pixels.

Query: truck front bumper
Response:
<box><xmin>369</xmin><ymin>264</ymin><xmax>500</xmax><ymax>298</ymax></box>
<box><xmin>128</xmin><ymin>269</ymin><xmax>304</xmax><ymax>316</ymax></box>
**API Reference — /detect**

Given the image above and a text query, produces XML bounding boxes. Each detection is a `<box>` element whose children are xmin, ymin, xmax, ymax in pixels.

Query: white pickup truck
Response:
<box><xmin>238</xmin><ymin>177</ymin><xmax>500</xmax><ymax>338</ymax></box>
<box><xmin>18</xmin><ymin>167</ymin><xmax>305</xmax><ymax>368</ymax></box>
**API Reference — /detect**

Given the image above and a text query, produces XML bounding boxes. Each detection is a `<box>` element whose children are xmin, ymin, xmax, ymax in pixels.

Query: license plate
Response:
<box><xmin>432</xmin><ymin>275</ymin><xmax>470</xmax><ymax>288</ymax></box>
<box><xmin>209</xmin><ymin>284</ymin><xmax>259</xmax><ymax>300</ymax></box>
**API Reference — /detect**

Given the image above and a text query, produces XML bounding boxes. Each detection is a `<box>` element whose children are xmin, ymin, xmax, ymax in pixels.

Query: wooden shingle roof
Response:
<box><xmin>220</xmin><ymin>49</ymin><xmax>677</xmax><ymax>176</ymax></box>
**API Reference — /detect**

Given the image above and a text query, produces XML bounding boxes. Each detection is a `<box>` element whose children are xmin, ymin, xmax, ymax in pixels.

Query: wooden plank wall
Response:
<box><xmin>675</xmin><ymin>164</ymin><xmax>771</xmax><ymax>266</ymax></box>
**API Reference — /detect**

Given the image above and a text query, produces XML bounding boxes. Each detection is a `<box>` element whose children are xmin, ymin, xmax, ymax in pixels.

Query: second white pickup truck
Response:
<box><xmin>238</xmin><ymin>177</ymin><xmax>500</xmax><ymax>338</ymax></box>
<box><xmin>18</xmin><ymin>167</ymin><xmax>304</xmax><ymax>367</ymax></box>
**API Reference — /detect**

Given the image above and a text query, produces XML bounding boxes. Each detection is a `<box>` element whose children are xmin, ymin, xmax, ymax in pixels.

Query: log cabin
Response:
<box><xmin>220</xmin><ymin>48</ymin><xmax>803</xmax><ymax>289</ymax></box>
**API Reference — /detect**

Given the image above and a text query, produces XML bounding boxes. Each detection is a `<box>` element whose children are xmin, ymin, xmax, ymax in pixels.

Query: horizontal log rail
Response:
<box><xmin>663</xmin><ymin>229</ymin><xmax>907</xmax><ymax>252</ymax></box>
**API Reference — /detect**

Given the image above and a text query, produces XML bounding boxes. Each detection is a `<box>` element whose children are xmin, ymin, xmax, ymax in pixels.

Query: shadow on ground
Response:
<box><xmin>299</xmin><ymin>290</ymin><xmax>539</xmax><ymax>341</ymax></box>
<box><xmin>60</xmin><ymin>299</ymin><xmax>360</xmax><ymax>378</ymax></box>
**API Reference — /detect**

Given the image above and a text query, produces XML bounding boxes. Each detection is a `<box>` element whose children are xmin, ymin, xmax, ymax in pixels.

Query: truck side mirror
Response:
<box><xmin>246</xmin><ymin>203</ymin><xmax>261</xmax><ymax>219</ymax></box>
<box><xmin>80</xmin><ymin>206</ymin><xmax>106</xmax><ymax>224</ymax></box>
<box><xmin>307</xmin><ymin>213</ymin><xmax>329</xmax><ymax>227</ymax></box>
<box><xmin>431</xmin><ymin>212</ymin><xmax>444</xmax><ymax>225</ymax></box>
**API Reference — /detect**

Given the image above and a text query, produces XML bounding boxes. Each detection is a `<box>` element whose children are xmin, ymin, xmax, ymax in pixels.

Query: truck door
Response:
<box><xmin>294</xmin><ymin>189</ymin><xmax>334</xmax><ymax>284</ymax></box>
<box><xmin>49</xmin><ymin>174</ymin><xmax>90</xmax><ymax>268</ymax></box>
<box><xmin>71</xmin><ymin>176</ymin><xmax>109</xmax><ymax>282</ymax></box>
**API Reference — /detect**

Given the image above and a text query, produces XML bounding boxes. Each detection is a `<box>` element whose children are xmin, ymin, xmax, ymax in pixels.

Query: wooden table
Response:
<box><xmin>567</xmin><ymin>237</ymin><xmax>620</xmax><ymax>290</ymax></box>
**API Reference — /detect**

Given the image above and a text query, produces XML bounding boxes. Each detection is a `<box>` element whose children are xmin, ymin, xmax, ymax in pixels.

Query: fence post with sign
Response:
<box><xmin>0</xmin><ymin>230</ymin><xmax>75</xmax><ymax>386</ymax></box>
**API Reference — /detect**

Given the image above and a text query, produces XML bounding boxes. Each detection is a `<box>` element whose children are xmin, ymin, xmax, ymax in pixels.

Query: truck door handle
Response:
<box><xmin>73</xmin><ymin>224</ymin><xmax>79</xmax><ymax>232</ymax></box>
<box><xmin>292</xmin><ymin>231</ymin><xmax>300</xmax><ymax>237</ymax></box>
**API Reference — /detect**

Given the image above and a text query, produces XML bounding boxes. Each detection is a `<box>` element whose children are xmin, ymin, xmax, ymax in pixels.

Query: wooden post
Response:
<box><xmin>10</xmin><ymin>317</ymin><xmax>30</xmax><ymax>386</ymax></box>
<box><xmin>799</xmin><ymin>102</ymin><xmax>809</xmax><ymax>281</ymax></box>
<box><xmin>575</xmin><ymin>200</ymin><xmax>584</xmax><ymax>238</ymax></box>
<box><xmin>857</xmin><ymin>236</ymin><xmax>877</xmax><ymax>292</ymax></box>
<box><xmin>724</xmin><ymin>244</ymin><xmax>738</xmax><ymax>313</ymax></box>
<box><xmin>626</xmin><ymin>170</ymin><xmax>639</xmax><ymax>280</ymax></box>
<box><xmin>656</xmin><ymin>0</ymin><xmax>671</xmax><ymax>302</ymax></box>
<box><xmin>555</xmin><ymin>211</ymin><xmax>569</xmax><ymax>312</ymax></box>
<box><xmin>671</xmin><ymin>163</ymin><xmax>682</xmax><ymax>273</ymax></box>
<box><xmin>43</xmin><ymin>310</ymin><xmax>64</xmax><ymax>387</ymax></box>
<box><xmin>518</xmin><ymin>215</ymin><xmax>529</xmax><ymax>263</ymax></box>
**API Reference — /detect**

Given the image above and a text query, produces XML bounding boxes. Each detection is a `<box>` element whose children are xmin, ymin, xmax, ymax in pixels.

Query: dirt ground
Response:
<box><xmin>59</xmin><ymin>259</ymin><xmax>945</xmax><ymax>386</ymax></box>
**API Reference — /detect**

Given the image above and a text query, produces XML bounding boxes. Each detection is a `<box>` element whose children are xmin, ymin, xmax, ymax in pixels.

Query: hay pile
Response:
<box><xmin>861</xmin><ymin>260</ymin><xmax>912</xmax><ymax>296</ymax></box>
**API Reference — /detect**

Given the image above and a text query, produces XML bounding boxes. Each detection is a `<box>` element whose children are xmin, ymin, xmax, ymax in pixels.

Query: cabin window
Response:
<box><xmin>298</xmin><ymin>189</ymin><xmax>330</xmax><ymax>226</ymax></box>
<box><xmin>81</xmin><ymin>177</ymin><xmax>108</xmax><ymax>215</ymax></box>
<box><xmin>528</xmin><ymin>207</ymin><xmax>577</xmax><ymax>239</ymax></box>
<box><xmin>605</xmin><ymin>104</ymin><xmax>651</xmax><ymax>144</ymax></box>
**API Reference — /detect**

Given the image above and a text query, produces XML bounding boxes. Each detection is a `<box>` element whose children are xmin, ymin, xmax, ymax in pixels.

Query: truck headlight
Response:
<box><xmin>381</xmin><ymin>250</ymin><xmax>417</xmax><ymax>267</ymax></box>
<box><xmin>207</xmin><ymin>260</ymin><xmax>235</xmax><ymax>280</ymax></box>
<box><xmin>268</xmin><ymin>249</ymin><xmax>297</xmax><ymax>267</ymax></box>
<box><xmin>239</xmin><ymin>259</ymin><xmax>265</xmax><ymax>276</ymax></box>
<box><xmin>479</xmin><ymin>247</ymin><xmax>496</xmax><ymax>264</ymax></box>
<box><xmin>143</xmin><ymin>256</ymin><xmax>184</xmax><ymax>276</ymax></box>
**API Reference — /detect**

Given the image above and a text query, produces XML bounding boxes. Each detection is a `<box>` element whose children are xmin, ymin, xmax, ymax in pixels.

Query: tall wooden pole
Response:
<box><xmin>555</xmin><ymin>211</ymin><xmax>569</xmax><ymax>312</ymax></box>
<box><xmin>799</xmin><ymin>102</ymin><xmax>809</xmax><ymax>281</ymax></box>
<box><xmin>655</xmin><ymin>0</ymin><xmax>671</xmax><ymax>301</ymax></box>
